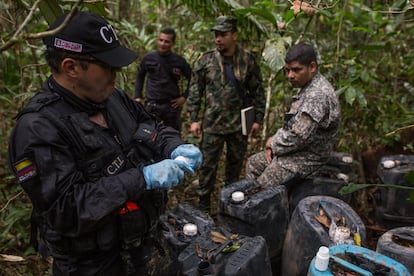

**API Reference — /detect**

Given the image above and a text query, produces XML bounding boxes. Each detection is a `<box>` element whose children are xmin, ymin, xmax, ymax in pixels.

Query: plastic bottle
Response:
<box><xmin>314</xmin><ymin>246</ymin><xmax>330</xmax><ymax>271</ymax></box>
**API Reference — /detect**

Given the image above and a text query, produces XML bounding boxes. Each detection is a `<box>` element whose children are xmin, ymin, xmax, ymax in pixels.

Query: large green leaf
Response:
<box><xmin>340</xmin><ymin>183</ymin><xmax>414</xmax><ymax>195</ymax></box>
<box><xmin>262</xmin><ymin>35</ymin><xmax>291</xmax><ymax>72</ymax></box>
<box><xmin>38</xmin><ymin>0</ymin><xmax>63</xmax><ymax>25</ymax></box>
<box><xmin>83</xmin><ymin>1</ymin><xmax>107</xmax><ymax>16</ymax></box>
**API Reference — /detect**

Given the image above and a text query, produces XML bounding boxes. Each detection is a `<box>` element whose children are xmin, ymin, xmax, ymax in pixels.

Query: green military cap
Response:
<box><xmin>211</xmin><ymin>16</ymin><xmax>238</xmax><ymax>32</ymax></box>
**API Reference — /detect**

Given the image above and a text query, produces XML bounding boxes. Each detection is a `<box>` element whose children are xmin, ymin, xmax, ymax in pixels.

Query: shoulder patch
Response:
<box><xmin>13</xmin><ymin>158</ymin><xmax>37</xmax><ymax>183</ymax></box>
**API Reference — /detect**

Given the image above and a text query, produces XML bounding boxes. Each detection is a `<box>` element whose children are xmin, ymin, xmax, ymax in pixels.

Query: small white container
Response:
<box><xmin>231</xmin><ymin>191</ymin><xmax>245</xmax><ymax>202</ymax></box>
<box><xmin>183</xmin><ymin>223</ymin><xmax>198</xmax><ymax>236</ymax></box>
<box><xmin>314</xmin><ymin>246</ymin><xmax>330</xmax><ymax>271</ymax></box>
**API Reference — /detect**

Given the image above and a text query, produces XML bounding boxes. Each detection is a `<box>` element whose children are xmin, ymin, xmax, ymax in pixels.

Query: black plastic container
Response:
<box><xmin>376</xmin><ymin>226</ymin><xmax>414</xmax><ymax>275</ymax></box>
<box><xmin>217</xmin><ymin>179</ymin><xmax>289</xmax><ymax>259</ymax></box>
<box><xmin>287</xmin><ymin>177</ymin><xmax>351</xmax><ymax>216</ymax></box>
<box><xmin>281</xmin><ymin>195</ymin><xmax>366</xmax><ymax>276</ymax></box>
<box><xmin>316</xmin><ymin>152</ymin><xmax>357</xmax><ymax>182</ymax></box>
<box><xmin>178</xmin><ymin>227</ymin><xmax>272</xmax><ymax>276</ymax></box>
<box><xmin>376</xmin><ymin>155</ymin><xmax>414</xmax><ymax>226</ymax></box>
<box><xmin>160</xmin><ymin>203</ymin><xmax>215</xmax><ymax>253</ymax></box>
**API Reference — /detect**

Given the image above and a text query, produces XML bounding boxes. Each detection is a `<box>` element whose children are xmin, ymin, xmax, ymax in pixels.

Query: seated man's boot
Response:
<box><xmin>198</xmin><ymin>194</ymin><xmax>211</xmax><ymax>213</ymax></box>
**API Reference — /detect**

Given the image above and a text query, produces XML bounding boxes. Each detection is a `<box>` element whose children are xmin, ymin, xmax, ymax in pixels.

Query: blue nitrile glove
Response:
<box><xmin>170</xmin><ymin>144</ymin><xmax>203</xmax><ymax>173</ymax></box>
<box><xmin>143</xmin><ymin>159</ymin><xmax>188</xmax><ymax>190</ymax></box>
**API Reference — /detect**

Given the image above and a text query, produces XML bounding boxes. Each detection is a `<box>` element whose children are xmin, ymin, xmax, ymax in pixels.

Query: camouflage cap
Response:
<box><xmin>211</xmin><ymin>16</ymin><xmax>238</xmax><ymax>32</ymax></box>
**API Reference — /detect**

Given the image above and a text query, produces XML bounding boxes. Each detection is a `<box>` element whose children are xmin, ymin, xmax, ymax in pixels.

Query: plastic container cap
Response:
<box><xmin>183</xmin><ymin>223</ymin><xmax>197</xmax><ymax>236</ymax></box>
<box><xmin>382</xmin><ymin>160</ymin><xmax>396</xmax><ymax>169</ymax></box>
<box><xmin>337</xmin><ymin>173</ymin><xmax>349</xmax><ymax>183</ymax></box>
<box><xmin>315</xmin><ymin>246</ymin><xmax>330</xmax><ymax>271</ymax></box>
<box><xmin>342</xmin><ymin>156</ymin><xmax>353</xmax><ymax>163</ymax></box>
<box><xmin>232</xmin><ymin>191</ymin><xmax>245</xmax><ymax>202</ymax></box>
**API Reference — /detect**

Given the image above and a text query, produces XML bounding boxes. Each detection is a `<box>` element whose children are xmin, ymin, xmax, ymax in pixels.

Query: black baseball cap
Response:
<box><xmin>43</xmin><ymin>11</ymin><xmax>138</xmax><ymax>67</ymax></box>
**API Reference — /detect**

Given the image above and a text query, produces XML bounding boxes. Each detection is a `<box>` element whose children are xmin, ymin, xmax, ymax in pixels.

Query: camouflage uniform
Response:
<box><xmin>246</xmin><ymin>72</ymin><xmax>341</xmax><ymax>187</ymax></box>
<box><xmin>187</xmin><ymin>45</ymin><xmax>265</xmax><ymax>196</ymax></box>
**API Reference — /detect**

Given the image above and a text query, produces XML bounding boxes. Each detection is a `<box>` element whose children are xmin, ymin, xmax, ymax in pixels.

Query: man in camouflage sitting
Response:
<box><xmin>246</xmin><ymin>43</ymin><xmax>341</xmax><ymax>187</ymax></box>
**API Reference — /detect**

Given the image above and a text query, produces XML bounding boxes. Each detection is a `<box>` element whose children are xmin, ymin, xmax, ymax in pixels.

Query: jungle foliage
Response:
<box><xmin>0</xmin><ymin>0</ymin><xmax>413</xmax><ymax>273</ymax></box>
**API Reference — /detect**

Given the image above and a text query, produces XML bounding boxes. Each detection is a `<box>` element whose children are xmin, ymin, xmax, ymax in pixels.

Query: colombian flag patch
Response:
<box><xmin>14</xmin><ymin>158</ymin><xmax>37</xmax><ymax>183</ymax></box>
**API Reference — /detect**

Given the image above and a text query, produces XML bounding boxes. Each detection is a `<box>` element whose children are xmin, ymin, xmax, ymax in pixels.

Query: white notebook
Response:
<box><xmin>241</xmin><ymin>106</ymin><xmax>255</xmax><ymax>136</ymax></box>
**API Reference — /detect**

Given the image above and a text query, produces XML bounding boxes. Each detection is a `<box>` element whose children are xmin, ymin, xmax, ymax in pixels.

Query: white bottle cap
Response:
<box><xmin>315</xmin><ymin>246</ymin><xmax>330</xmax><ymax>271</ymax></box>
<box><xmin>337</xmin><ymin>173</ymin><xmax>349</xmax><ymax>183</ymax></box>
<box><xmin>342</xmin><ymin>156</ymin><xmax>353</xmax><ymax>163</ymax></box>
<box><xmin>382</xmin><ymin>160</ymin><xmax>396</xmax><ymax>169</ymax></box>
<box><xmin>174</xmin><ymin>156</ymin><xmax>189</xmax><ymax>164</ymax></box>
<box><xmin>183</xmin><ymin>223</ymin><xmax>197</xmax><ymax>236</ymax></box>
<box><xmin>231</xmin><ymin>191</ymin><xmax>245</xmax><ymax>202</ymax></box>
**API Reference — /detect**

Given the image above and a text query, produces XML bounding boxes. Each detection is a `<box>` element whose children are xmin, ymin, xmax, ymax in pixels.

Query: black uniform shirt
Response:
<box><xmin>134</xmin><ymin>51</ymin><xmax>192</xmax><ymax>101</ymax></box>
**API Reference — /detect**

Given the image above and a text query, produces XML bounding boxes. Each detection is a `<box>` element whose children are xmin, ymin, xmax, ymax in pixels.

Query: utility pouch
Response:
<box><xmin>119</xmin><ymin>201</ymin><xmax>149</xmax><ymax>249</ymax></box>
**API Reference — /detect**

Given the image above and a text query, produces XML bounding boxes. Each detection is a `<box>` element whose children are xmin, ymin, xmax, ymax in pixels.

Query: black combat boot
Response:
<box><xmin>198</xmin><ymin>194</ymin><xmax>211</xmax><ymax>214</ymax></box>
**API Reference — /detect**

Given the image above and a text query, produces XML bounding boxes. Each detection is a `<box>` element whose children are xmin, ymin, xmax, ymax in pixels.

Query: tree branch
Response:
<box><xmin>0</xmin><ymin>190</ymin><xmax>24</xmax><ymax>213</ymax></box>
<box><xmin>0</xmin><ymin>0</ymin><xmax>84</xmax><ymax>52</ymax></box>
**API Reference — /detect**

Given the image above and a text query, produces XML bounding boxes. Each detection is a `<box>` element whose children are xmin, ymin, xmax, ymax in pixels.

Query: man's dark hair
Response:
<box><xmin>285</xmin><ymin>43</ymin><xmax>317</xmax><ymax>66</ymax></box>
<box><xmin>45</xmin><ymin>47</ymin><xmax>90</xmax><ymax>73</ymax></box>
<box><xmin>161</xmin><ymin>28</ymin><xmax>176</xmax><ymax>43</ymax></box>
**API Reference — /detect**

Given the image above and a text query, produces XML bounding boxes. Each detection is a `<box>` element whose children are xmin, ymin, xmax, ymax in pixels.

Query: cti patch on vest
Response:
<box><xmin>13</xmin><ymin>158</ymin><xmax>37</xmax><ymax>183</ymax></box>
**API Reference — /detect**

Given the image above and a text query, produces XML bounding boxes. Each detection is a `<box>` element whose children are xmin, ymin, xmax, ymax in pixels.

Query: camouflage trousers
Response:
<box><xmin>197</xmin><ymin>131</ymin><xmax>248</xmax><ymax>197</ymax></box>
<box><xmin>245</xmin><ymin>151</ymin><xmax>295</xmax><ymax>187</ymax></box>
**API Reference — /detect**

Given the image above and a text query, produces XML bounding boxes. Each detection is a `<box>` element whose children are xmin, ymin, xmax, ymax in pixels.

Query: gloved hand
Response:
<box><xmin>171</xmin><ymin>144</ymin><xmax>203</xmax><ymax>174</ymax></box>
<box><xmin>143</xmin><ymin>159</ymin><xmax>188</xmax><ymax>190</ymax></box>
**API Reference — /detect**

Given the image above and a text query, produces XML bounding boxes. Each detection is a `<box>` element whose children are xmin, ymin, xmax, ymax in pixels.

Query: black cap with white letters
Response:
<box><xmin>43</xmin><ymin>11</ymin><xmax>138</xmax><ymax>67</ymax></box>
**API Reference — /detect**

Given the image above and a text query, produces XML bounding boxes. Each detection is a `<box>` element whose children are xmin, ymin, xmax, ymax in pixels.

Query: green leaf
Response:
<box><xmin>335</xmin><ymin>86</ymin><xmax>348</xmax><ymax>97</ymax></box>
<box><xmin>284</xmin><ymin>10</ymin><xmax>295</xmax><ymax>23</ymax></box>
<box><xmin>360</xmin><ymin>69</ymin><xmax>370</xmax><ymax>83</ymax></box>
<box><xmin>407</xmin><ymin>191</ymin><xmax>414</xmax><ymax>203</ymax></box>
<box><xmin>339</xmin><ymin>183</ymin><xmax>373</xmax><ymax>195</ymax></box>
<box><xmin>355</xmin><ymin>88</ymin><xmax>367</xmax><ymax>107</ymax></box>
<box><xmin>344</xmin><ymin>86</ymin><xmax>357</xmax><ymax>106</ymax></box>
<box><xmin>392</xmin><ymin>0</ymin><xmax>409</xmax><ymax>11</ymax></box>
<box><xmin>360</xmin><ymin>43</ymin><xmax>387</xmax><ymax>51</ymax></box>
<box><xmin>38</xmin><ymin>0</ymin><xmax>63</xmax><ymax>25</ymax></box>
<box><xmin>405</xmin><ymin>170</ymin><xmax>414</xmax><ymax>184</ymax></box>
<box><xmin>317</xmin><ymin>9</ymin><xmax>332</xmax><ymax>18</ymax></box>
<box><xmin>83</xmin><ymin>1</ymin><xmax>107</xmax><ymax>16</ymax></box>
<box><xmin>262</xmin><ymin>35</ymin><xmax>291</xmax><ymax>72</ymax></box>
<box><xmin>236</xmin><ymin>8</ymin><xmax>276</xmax><ymax>25</ymax></box>
<box><xmin>340</xmin><ymin>183</ymin><xmax>414</xmax><ymax>195</ymax></box>
<box><xmin>222</xmin><ymin>243</ymin><xmax>241</xmax><ymax>253</ymax></box>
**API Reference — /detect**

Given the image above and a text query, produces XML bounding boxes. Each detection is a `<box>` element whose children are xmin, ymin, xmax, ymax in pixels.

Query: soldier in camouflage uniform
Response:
<box><xmin>246</xmin><ymin>43</ymin><xmax>340</xmax><ymax>187</ymax></box>
<box><xmin>187</xmin><ymin>16</ymin><xmax>265</xmax><ymax>211</ymax></box>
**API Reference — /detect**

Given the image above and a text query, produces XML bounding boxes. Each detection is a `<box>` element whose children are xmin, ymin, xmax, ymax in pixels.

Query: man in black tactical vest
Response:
<box><xmin>8</xmin><ymin>11</ymin><xmax>202</xmax><ymax>275</ymax></box>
